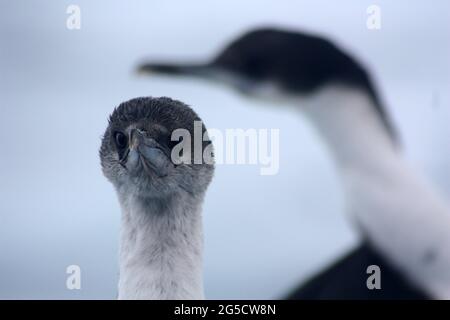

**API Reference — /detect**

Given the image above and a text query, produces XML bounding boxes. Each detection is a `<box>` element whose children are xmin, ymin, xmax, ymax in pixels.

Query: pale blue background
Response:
<box><xmin>0</xmin><ymin>0</ymin><xmax>449</xmax><ymax>299</ymax></box>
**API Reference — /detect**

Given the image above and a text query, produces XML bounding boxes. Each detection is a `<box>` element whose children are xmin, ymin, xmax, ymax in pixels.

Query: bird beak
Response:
<box><xmin>136</xmin><ymin>60</ymin><xmax>252</xmax><ymax>94</ymax></box>
<box><xmin>128</xmin><ymin>128</ymin><xmax>171</xmax><ymax>177</ymax></box>
<box><xmin>129</xmin><ymin>128</ymin><xmax>144</xmax><ymax>151</ymax></box>
<box><xmin>137</xmin><ymin>61</ymin><xmax>216</xmax><ymax>80</ymax></box>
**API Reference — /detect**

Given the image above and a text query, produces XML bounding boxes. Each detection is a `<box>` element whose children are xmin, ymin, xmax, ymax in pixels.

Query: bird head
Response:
<box><xmin>100</xmin><ymin>97</ymin><xmax>214</xmax><ymax>200</ymax></box>
<box><xmin>137</xmin><ymin>27</ymin><xmax>396</xmax><ymax>141</ymax></box>
<box><xmin>138</xmin><ymin>28</ymin><xmax>372</xmax><ymax>100</ymax></box>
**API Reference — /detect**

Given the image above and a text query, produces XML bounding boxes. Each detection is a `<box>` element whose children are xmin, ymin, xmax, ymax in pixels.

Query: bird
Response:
<box><xmin>137</xmin><ymin>27</ymin><xmax>450</xmax><ymax>299</ymax></box>
<box><xmin>99</xmin><ymin>97</ymin><xmax>214</xmax><ymax>299</ymax></box>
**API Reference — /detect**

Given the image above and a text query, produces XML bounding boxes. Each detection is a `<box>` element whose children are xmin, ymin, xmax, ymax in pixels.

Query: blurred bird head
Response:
<box><xmin>137</xmin><ymin>27</ymin><xmax>396</xmax><ymax>141</ymax></box>
<box><xmin>100</xmin><ymin>97</ymin><xmax>214</xmax><ymax>200</ymax></box>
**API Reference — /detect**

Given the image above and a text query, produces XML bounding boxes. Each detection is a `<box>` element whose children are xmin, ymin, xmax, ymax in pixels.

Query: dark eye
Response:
<box><xmin>114</xmin><ymin>131</ymin><xmax>127</xmax><ymax>149</ymax></box>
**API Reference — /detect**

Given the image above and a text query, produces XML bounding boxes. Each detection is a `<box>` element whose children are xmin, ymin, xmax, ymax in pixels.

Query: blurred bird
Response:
<box><xmin>137</xmin><ymin>28</ymin><xmax>450</xmax><ymax>299</ymax></box>
<box><xmin>100</xmin><ymin>97</ymin><xmax>214</xmax><ymax>299</ymax></box>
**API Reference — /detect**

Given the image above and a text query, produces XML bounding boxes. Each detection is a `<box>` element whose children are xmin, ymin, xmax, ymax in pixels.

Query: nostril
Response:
<box><xmin>136</xmin><ymin>128</ymin><xmax>147</xmax><ymax>135</ymax></box>
<box><xmin>129</xmin><ymin>128</ymin><xmax>145</xmax><ymax>149</ymax></box>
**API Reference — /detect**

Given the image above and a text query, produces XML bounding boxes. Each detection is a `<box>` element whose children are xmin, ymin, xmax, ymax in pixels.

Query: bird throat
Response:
<box><xmin>117</xmin><ymin>193</ymin><xmax>204</xmax><ymax>299</ymax></box>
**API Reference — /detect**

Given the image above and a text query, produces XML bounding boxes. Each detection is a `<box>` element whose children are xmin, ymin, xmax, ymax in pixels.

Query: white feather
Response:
<box><xmin>302</xmin><ymin>85</ymin><xmax>450</xmax><ymax>298</ymax></box>
<box><xmin>117</xmin><ymin>192</ymin><xmax>204</xmax><ymax>300</ymax></box>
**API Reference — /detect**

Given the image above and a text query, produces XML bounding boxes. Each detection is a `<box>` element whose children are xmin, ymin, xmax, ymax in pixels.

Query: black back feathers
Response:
<box><xmin>286</xmin><ymin>242</ymin><xmax>428</xmax><ymax>300</ymax></box>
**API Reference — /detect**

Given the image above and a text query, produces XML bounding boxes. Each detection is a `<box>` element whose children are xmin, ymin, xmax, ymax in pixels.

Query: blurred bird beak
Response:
<box><xmin>136</xmin><ymin>61</ymin><xmax>214</xmax><ymax>79</ymax></box>
<box><xmin>136</xmin><ymin>60</ymin><xmax>250</xmax><ymax>96</ymax></box>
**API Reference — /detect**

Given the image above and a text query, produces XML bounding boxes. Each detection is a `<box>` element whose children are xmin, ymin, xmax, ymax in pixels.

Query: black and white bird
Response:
<box><xmin>137</xmin><ymin>28</ymin><xmax>450</xmax><ymax>299</ymax></box>
<box><xmin>100</xmin><ymin>97</ymin><xmax>214</xmax><ymax>299</ymax></box>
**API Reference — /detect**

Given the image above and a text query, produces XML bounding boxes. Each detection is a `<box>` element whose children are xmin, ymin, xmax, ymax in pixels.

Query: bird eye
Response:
<box><xmin>114</xmin><ymin>131</ymin><xmax>128</xmax><ymax>149</ymax></box>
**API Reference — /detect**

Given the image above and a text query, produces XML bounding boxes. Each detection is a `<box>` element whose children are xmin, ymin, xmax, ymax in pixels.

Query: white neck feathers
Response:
<box><xmin>303</xmin><ymin>86</ymin><xmax>397</xmax><ymax>170</ymax></box>
<box><xmin>118</xmin><ymin>193</ymin><xmax>204</xmax><ymax>300</ymax></box>
<box><xmin>303</xmin><ymin>85</ymin><xmax>450</xmax><ymax>299</ymax></box>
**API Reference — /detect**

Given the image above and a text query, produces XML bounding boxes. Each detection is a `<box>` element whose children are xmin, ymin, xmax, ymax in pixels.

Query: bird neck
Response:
<box><xmin>302</xmin><ymin>85</ymin><xmax>450</xmax><ymax>299</ymax></box>
<box><xmin>117</xmin><ymin>192</ymin><xmax>204</xmax><ymax>300</ymax></box>
<box><xmin>302</xmin><ymin>85</ymin><xmax>398</xmax><ymax>173</ymax></box>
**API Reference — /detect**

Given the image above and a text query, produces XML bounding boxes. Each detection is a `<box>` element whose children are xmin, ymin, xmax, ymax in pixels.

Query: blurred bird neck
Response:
<box><xmin>303</xmin><ymin>86</ymin><xmax>450</xmax><ymax>299</ymax></box>
<box><xmin>303</xmin><ymin>85</ymin><xmax>398</xmax><ymax>173</ymax></box>
<box><xmin>117</xmin><ymin>193</ymin><xmax>204</xmax><ymax>300</ymax></box>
